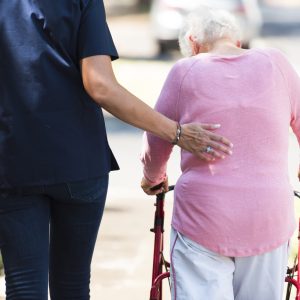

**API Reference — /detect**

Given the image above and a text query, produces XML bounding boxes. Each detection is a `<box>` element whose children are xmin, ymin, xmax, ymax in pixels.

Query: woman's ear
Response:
<box><xmin>188</xmin><ymin>35</ymin><xmax>201</xmax><ymax>55</ymax></box>
<box><xmin>236</xmin><ymin>40</ymin><xmax>242</xmax><ymax>48</ymax></box>
<box><xmin>188</xmin><ymin>35</ymin><xmax>195</xmax><ymax>43</ymax></box>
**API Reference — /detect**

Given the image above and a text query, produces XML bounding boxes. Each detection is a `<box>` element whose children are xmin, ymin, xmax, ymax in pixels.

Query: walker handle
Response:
<box><xmin>150</xmin><ymin>184</ymin><xmax>175</xmax><ymax>194</ymax></box>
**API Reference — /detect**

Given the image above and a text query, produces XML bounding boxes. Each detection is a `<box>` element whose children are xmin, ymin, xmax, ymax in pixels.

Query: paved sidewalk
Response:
<box><xmin>90</xmin><ymin>192</ymin><xmax>173</xmax><ymax>299</ymax></box>
<box><xmin>0</xmin><ymin>277</ymin><xmax>3</xmax><ymax>300</ymax></box>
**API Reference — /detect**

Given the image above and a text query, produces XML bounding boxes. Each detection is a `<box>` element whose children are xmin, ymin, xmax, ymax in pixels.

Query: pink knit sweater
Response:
<box><xmin>141</xmin><ymin>48</ymin><xmax>300</xmax><ymax>257</ymax></box>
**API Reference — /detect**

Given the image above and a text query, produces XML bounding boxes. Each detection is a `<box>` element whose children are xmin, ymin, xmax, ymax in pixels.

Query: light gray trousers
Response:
<box><xmin>170</xmin><ymin>228</ymin><xmax>288</xmax><ymax>300</ymax></box>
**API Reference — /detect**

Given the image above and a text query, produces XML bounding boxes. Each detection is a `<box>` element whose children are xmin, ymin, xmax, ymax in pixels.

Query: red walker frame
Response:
<box><xmin>149</xmin><ymin>185</ymin><xmax>174</xmax><ymax>300</ymax></box>
<box><xmin>285</xmin><ymin>191</ymin><xmax>300</xmax><ymax>300</ymax></box>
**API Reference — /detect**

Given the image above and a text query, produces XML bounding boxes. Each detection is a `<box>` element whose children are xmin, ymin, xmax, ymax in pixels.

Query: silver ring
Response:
<box><xmin>205</xmin><ymin>146</ymin><xmax>213</xmax><ymax>154</ymax></box>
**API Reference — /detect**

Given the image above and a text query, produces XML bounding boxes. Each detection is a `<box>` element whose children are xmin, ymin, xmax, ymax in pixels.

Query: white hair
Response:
<box><xmin>179</xmin><ymin>7</ymin><xmax>242</xmax><ymax>57</ymax></box>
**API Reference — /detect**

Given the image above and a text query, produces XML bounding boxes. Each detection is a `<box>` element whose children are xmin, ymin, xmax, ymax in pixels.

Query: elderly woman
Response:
<box><xmin>141</xmin><ymin>7</ymin><xmax>300</xmax><ymax>300</ymax></box>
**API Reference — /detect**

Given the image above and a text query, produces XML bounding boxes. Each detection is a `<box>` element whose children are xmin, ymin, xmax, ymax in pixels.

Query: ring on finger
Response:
<box><xmin>205</xmin><ymin>146</ymin><xmax>214</xmax><ymax>154</ymax></box>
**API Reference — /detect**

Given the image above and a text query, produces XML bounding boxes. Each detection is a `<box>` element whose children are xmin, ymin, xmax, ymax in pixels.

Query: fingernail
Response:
<box><xmin>230</xmin><ymin>143</ymin><xmax>234</xmax><ymax>148</ymax></box>
<box><xmin>229</xmin><ymin>151</ymin><xmax>233</xmax><ymax>155</ymax></box>
<box><xmin>213</xmin><ymin>124</ymin><xmax>221</xmax><ymax>128</ymax></box>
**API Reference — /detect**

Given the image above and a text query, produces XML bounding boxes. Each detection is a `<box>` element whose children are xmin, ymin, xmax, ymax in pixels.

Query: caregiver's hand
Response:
<box><xmin>179</xmin><ymin>123</ymin><xmax>233</xmax><ymax>162</ymax></box>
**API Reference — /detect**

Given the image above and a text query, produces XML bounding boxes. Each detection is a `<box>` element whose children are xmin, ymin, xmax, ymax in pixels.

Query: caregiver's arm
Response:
<box><xmin>80</xmin><ymin>55</ymin><xmax>232</xmax><ymax>160</ymax></box>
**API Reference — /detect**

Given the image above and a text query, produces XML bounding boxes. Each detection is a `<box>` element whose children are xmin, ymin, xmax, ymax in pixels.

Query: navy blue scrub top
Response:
<box><xmin>0</xmin><ymin>0</ymin><xmax>119</xmax><ymax>188</ymax></box>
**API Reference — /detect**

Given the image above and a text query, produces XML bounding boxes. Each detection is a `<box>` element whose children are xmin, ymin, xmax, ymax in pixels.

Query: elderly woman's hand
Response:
<box><xmin>178</xmin><ymin>123</ymin><xmax>233</xmax><ymax>162</ymax></box>
<box><xmin>141</xmin><ymin>176</ymin><xmax>169</xmax><ymax>195</ymax></box>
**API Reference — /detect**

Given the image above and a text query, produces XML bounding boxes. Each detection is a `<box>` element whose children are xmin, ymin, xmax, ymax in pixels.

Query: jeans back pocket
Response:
<box><xmin>66</xmin><ymin>175</ymin><xmax>109</xmax><ymax>203</ymax></box>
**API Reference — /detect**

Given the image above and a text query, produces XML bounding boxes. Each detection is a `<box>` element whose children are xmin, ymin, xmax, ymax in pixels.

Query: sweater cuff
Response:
<box><xmin>143</xmin><ymin>173</ymin><xmax>167</xmax><ymax>186</ymax></box>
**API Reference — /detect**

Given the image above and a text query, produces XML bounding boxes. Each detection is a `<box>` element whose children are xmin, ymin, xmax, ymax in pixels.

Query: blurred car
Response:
<box><xmin>150</xmin><ymin>0</ymin><xmax>263</xmax><ymax>53</ymax></box>
<box><xmin>259</xmin><ymin>0</ymin><xmax>300</xmax><ymax>36</ymax></box>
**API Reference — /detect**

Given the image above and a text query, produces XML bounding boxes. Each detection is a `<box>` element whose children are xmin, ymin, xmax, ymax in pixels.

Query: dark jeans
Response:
<box><xmin>0</xmin><ymin>175</ymin><xmax>109</xmax><ymax>300</ymax></box>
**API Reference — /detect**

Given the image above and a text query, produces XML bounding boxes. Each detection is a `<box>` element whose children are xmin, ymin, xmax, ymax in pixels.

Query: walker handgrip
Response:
<box><xmin>151</xmin><ymin>184</ymin><xmax>175</xmax><ymax>193</ymax></box>
<box><xmin>150</xmin><ymin>182</ymin><xmax>164</xmax><ymax>192</ymax></box>
<box><xmin>168</xmin><ymin>185</ymin><xmax>175</xmax><ymax>192</ymax></box>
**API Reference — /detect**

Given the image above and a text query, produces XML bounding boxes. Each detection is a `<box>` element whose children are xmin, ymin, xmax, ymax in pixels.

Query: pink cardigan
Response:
<box><xmin>141</xmin><ymin>48</ymin><xmax>300</xmax><ymax>257</ymax></box>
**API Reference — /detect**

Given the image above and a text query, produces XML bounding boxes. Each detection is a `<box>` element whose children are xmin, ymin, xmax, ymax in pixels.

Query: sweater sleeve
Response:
<box><xmin>140</xmin><ymin>59</ymin><xmax>190</xmax><ymax>184</ymax></box>
<box><xmin>271</xmin><ymin>48</ymin><xmax>300</xmax><ymax>144</ymax></box>
<box><xmin>288</xmin><ymin>66</ymin><xmax>300</xmax><ymax>143</ymax></box>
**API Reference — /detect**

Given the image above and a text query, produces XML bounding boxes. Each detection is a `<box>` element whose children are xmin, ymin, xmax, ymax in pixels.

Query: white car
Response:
<box><xmin>150</xmin><ymin>0</ymin><xmax>262</xmax><ymax>53</ymax></box>
<box><xmin>259</xmin><ymin>0</ymin><xmax>300</xmax><ymax>35</ymax></box>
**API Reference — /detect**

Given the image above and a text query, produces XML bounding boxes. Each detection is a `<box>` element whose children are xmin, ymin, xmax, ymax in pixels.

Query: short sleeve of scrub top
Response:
<box><xmin>78</xmin><ymin>0</ymin><xmax>118</xmax><ymax>60</ymax></box>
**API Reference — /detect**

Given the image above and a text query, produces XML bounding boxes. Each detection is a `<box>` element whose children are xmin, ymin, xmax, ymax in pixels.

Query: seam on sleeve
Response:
<box><xmin>80</xmin><ymin>0</ymin><xmax>93</xmax><ymax>18</ymax></box>
<box><xmin>176</xmin><ymin>59</ymin><xmax>201</xmax><ymax>121</ymax></box>
<box><xmin>268</xmin><ymin>51</ymin><xmax>293</xmax><ymax>117</ymax></box>
<box><xmin>80</xmin><ymin>0</ymin><xmax>106</xmax><ymax>27</ymax></box>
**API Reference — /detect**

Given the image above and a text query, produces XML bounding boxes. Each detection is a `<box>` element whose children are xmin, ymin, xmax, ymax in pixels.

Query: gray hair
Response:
<box><xmin>179</xmin><ymin>7</ymin><xmax>242</xmax><ymax>57</ymax></box>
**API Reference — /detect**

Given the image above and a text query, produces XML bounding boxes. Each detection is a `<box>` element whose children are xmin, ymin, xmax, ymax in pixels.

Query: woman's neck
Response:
<box><xmin>207</xmin><ymin>39</ymin><xmax>247</xmax><ymax>56</ymax></box>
